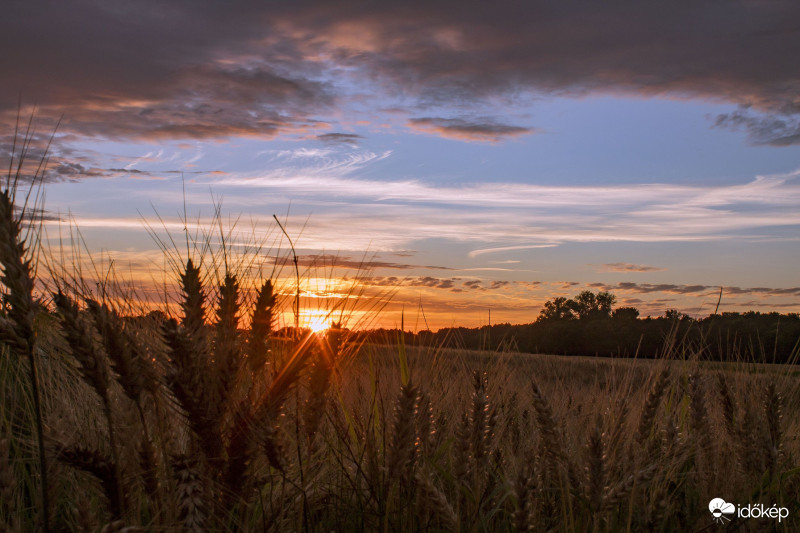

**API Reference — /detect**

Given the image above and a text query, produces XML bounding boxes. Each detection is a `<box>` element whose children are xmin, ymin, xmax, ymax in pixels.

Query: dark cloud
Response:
<box><xmin>731</xmin><ymin>301</ymin><xmax>800</xmax><ymax>309</ymax></box>
<box><xmin>315</xmin><ymin>133</ymin><xmax>364</xmax><ymax>145</ymax></box>
<box><xmin>408</xmin><ymin>276</ymin><xmax>458</xmax><ymax>289</ymax></box>
<box><xmin>53</xmin><ymin>162</ymin><xmax>104</xmax><ymax>179</ymax></box>
<box><xmin>17</xmin><ymin>206</ymin><xmax>63</xmax><ymax>223</ymax></box>
<box><xmin>616</xmin><ymin>282</ymin><xmax>710</xmax><ymax>294</ymax></box>
<box><xmin>1</xmin><ymin>2</ymin><xmax>333</xmax><ymax>141</ymax></box>
<box><xmin>4</xmin><ymin>1</ymin><xmax>799</xmax><ymax>145</ymax></box>
<box><xmin>595</xmin><ymin>282</ymin><xmax>800</xmax><ymax>297</ymax></box>
<box><xmin>713</xmin><ymin>106</ymin><xmax>800</xmax><ymax>146</ymax></box>
<box><xmin>282</xmin><ymin>1</ymin><xmax>800</xmax><ymax>114</ymax></box>
<box><xmin>409</xmin><ymin>117</ymin><xmax>533</xmax><ymax>142</ymax></box>
<box><xmin>723</xmin><ymin>286</ymin><xmax>800</xmax><ymax>296</ymax></box>
<box><xmin>361</xmin><ymin>275</ymin><xmax>500</xmax><ymax>291</ymax></box>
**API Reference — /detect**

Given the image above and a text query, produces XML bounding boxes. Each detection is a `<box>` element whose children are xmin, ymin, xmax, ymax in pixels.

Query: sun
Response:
<box><xmin>307</xmin><ymin>315</ymin><xmax>329</xmax><ymax>333</ymax></box>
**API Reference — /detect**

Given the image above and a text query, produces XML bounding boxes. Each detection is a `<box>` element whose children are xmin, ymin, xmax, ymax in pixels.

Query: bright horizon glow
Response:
<box><xmin>303</xmin><ymin>311</ymin><xmax>331</xmax><ymax>333</ymax></box>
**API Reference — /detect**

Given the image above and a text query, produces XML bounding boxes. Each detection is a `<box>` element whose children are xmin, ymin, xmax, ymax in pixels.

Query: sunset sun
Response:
<box><xmin>307</xmin><ymin>315</ymin><xmax>329</xmax><ymax>333</ymax></box>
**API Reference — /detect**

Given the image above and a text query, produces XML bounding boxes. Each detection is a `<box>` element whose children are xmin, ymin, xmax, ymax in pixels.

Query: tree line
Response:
<box><xmin>358</xmin><ymin>290</ymin><xmax>800</xmax><ymax>363</ymax></box>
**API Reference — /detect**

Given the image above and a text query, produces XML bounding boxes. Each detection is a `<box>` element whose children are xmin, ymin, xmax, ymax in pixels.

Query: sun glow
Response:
<box><xmin>306</xmin><ymin>315</ymin><xmax>329</xmax><ymax>333</ymax></box>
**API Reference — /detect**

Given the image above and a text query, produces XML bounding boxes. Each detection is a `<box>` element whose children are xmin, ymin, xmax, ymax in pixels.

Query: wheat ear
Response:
<box><xmin>53</xmin><ymin>292</ymin><xmax>127</xmax><ymax>518</ymax></box>
<box><xmin>388</xmin><ymin>381</ymin><xmax>419</xmax><ymax>484</ymax></box>
<box><xmin>248</xmin><ymin>279</ymin><xmax>275</xmax><ymax>373</ymax></box>
<box><xmin>56</xmin><ymin>444</ymin><xmax>122</xmax><ymax>519</ymax></box>
<box><xmin>415</xmin><ymin>471</ymin><xmax>458</xmax><ymax>532</ymax></box>
<box><xmin>0</xmin><ymin>187</ymin><xmax>49</xmax><ymax>530</ymax></box>
<box><xmin>636</xmin><ymin>370</ymin><xmax>670</xmax><ymax>444</ymax></box>
<box><xmin>212</xmin><ymin>271</ymin><xmax>241</xmax><ymax>411</ymax></box>
<box><xmin>512</xmin><ymin>469</ymin><xmax>532</xmax><ymax>532</ymax></box>
<box><xmin>172</xmin><ymin>454</ymin><xmax>206</xmax><ymax>533</ymax></box>
<box><xmin>585</xmin><ymin>417</ymin><xmax>605</xmax><ymax>514</ymax></box>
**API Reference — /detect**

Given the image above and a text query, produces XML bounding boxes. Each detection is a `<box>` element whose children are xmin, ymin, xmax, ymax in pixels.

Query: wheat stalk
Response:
<box><xmin>303</xmin><ymin>347</ymin><xmax>333</xmax><ymax>448</ymax></box>
<box><xmin>763</xmin><ymin>382</ymin><xmax>783</xmax><ymax>479</ymax></box>
<box><xmin>0</xmin><ymin>430</ymin><xmax>17</xmax><ymax>531</ymax></box>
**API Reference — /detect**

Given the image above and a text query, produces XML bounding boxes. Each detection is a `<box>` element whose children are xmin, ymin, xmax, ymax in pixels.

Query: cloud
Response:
<box><xmin>468</xmin><ymin>244</ymin><xmax>558</xmax><ymax>258</ymax></box>
<box><xmin>271</xmin><ymin>253</ymin><xmax>452</xmax><ymax>271</ymax></box>
<box><xmin>362</xmin><ymin>276</ymin><xmax>459</xmax><ymax>289</ymax></box>
<box><xmin>1</xmin><ymin>3</ymin><xmax>334</xmax><ymax>142</ymax></box>
<box><xmin>280</xmin><ymin>2</ymin><xmax>800</xmax><ymax>119</ymax></box>
<box><xmin>6</xmin><ymin>2</ymin><xmax>800</xmax><ymax>144</ymax></box>
<box><xmin>315</xmin><ymin>133</ymin><xmax>364</xmax><ymax>145</ymax></box>
<box><xmin>408</xmin><ymin>117</ymin><xmax>533</xmax><ymax>142</ymax></box>
<box><xmin>360</xmin><ymin>275</ymin><xmax>509</xmax><ymax>292</ymax></box>
<box><xmin>616</xmin><ymin>282</ymin><xmax>710</xmax><ymax>294</ymax></box>
<box><xmin>213</xmin><ymin>167</ymin><xmax>800</xmax><ymax>250</ymax></box>
<box><xmin>593</xmin><ymin>282</ymin><xmax>800</xmax><ymax>297</ymax></box>
<box><xmin>53</xmin><ymin>166</ymin><xmax>800</xmax><ymax>254</ymax></box>
<box><xmin>714</xmin><ymin>106</ymin><xmax>800</xmax><ymax>146</ymax></box>
<box><xmin>596</xmin><ymin>262</ymin><xmax>666</xmax><ymax>273</ymax></box>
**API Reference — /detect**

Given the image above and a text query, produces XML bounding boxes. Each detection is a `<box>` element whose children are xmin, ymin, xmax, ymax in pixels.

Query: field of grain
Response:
<box><xmin>1</xmin><ymin>167</ymin><xmax>798</xmax><ymax>532</ymax></box>
<box><xmin>3</xmin><ymin>287</ymin><xmax>799</xmax><ymax>531</ymax></box>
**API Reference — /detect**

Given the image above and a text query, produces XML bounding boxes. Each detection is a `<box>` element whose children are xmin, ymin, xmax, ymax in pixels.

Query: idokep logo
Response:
<box><xmin>709</xmin><ymin>497</ymin><xmax>790</xmax><ymax>525</ymax></box>
<box><xmin>709</xmin><ymin>498</ymin><xmax>735</xmax><ymax>524</ymax></box>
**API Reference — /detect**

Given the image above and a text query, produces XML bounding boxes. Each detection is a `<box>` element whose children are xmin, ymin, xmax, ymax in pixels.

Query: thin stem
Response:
<box><xmin>26</xmin><ymin>340</ymin><xmax>50</xmax><ymax>532</ymax></box>
<box><xmin>272</xmin><ymin>215</ymin><xmax>300</xmax><ymax>337</ymax></box>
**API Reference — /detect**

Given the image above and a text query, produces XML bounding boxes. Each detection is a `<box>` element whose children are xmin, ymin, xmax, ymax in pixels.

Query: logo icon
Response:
<box><xmin>709</xmin><ymin>498</ymin><xmax>735</xmax><ymax>524</ymax></box>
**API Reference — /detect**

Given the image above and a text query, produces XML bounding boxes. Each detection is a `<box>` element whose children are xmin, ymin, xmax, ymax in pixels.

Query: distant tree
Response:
<box><xmin>570</xmin><ymin>290</ymin><xmax>616</xmax><ymax>320</ymax></box>
<box><xmin>664</xmin><ymin>309</ymin><xmax>690</xmax><ymax>321</ymax></box>
<box><xmin>537</xmin><ymin>296</ymin><xmax>576</xmax><ymax>321</ymax></box>
<box><xmin>538</xmin><ymin>290</ymin><xmax>618</xmax><ymax>322</ymax></box>
<box><xmin>569</xmin><ymin>291</ymin><xmax>595</xmax><ymax>319</ymax></box>
<box><xmin>595</xmin><ymin>291</ymin><xmax>616</xmax><ymax>317</ymax></box>
<box><xmin>612</xmin><ymin>307</ymin><xmax>640</xmax><ymax>320</ymax></box>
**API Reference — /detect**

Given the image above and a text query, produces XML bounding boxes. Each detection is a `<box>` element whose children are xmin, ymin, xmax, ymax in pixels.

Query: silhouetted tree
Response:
<box><xmin>664</xmin><ymin>309</ymin><xmax>690</xmax><ymax>321</ymax></box>
<box><xmin>569</xmin><ymin>290</ymin><xmax>616</xmax><ymax>320</ymax></box>
<box><xmin>612</xmin><ymin>307</ymin><xmax>640</xmax><ymax>320</ymax></box>
<box><xmin>537</xmin><ymin>296</ymin><xmax>575</xmax><ymax>321</ymax></box>
<box><xmin>539</xmin><ymin>290</ymin><xmax>616</xmax><ymax>321</ymax></box>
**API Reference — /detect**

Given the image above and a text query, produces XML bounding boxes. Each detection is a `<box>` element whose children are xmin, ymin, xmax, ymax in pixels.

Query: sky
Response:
<box><xmin>2</xmin><ymin>0</ymin><xmax>800</xmax><ymax>329</ymax></box>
